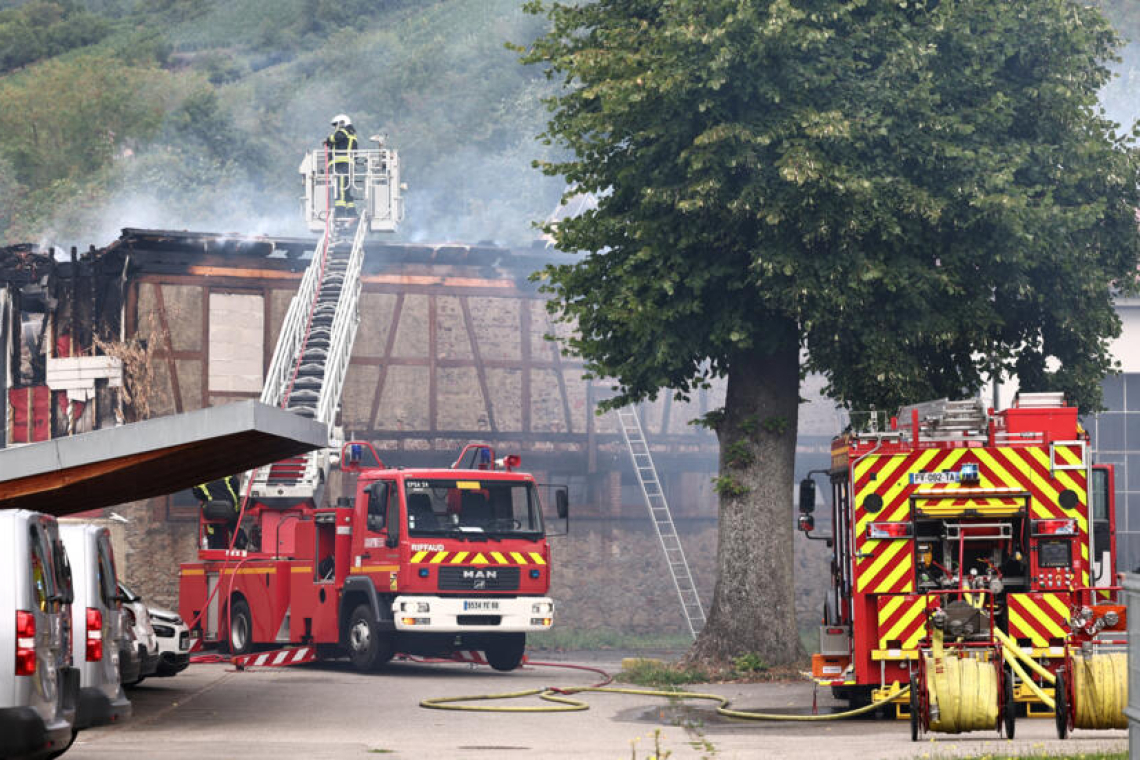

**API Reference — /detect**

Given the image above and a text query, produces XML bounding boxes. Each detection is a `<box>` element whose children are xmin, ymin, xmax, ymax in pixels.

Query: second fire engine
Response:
<box><xmin>803</xmin><ymin>393</ymin><xmax>1127</xmax><ymax>739</ymax></box>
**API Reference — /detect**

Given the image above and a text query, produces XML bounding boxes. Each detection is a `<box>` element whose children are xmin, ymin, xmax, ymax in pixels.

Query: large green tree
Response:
<box><xmin>521</xmin><ymin>0</ymin><xmax>1140</xmax><ymax>665</ymax></box>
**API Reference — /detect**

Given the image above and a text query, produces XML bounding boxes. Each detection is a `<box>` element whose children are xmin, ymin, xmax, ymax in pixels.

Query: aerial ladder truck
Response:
<box><xmin>179</xmin><ymin>139</ymin><xmax>567</xmax><ymax>672</ymax></box>
<box><xmin>802</xmin><ymin>394</ymin><xmax>1127</xmax><ymax>739</ymax></box>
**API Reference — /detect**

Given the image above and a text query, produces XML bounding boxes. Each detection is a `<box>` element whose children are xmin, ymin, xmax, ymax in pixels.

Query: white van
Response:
<box><xmin>0</xmin><ymin>510</ymin><xmax>81</xmax><ymax>759</ymax></box>
<box><xmin>57</xmin><ymin>524</ymin><xmax>131</xmax><ymax>729</ymax></box>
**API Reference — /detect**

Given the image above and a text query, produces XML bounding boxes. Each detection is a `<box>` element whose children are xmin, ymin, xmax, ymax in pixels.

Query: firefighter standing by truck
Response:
<box><xmin>193</xmin><ymin>475</ymin><xmax>242</xmax><ymax>549</ymax></box>
<box><xmin>325</xmin><ymin>113</ymin><xmax>359</xmax><ymax>216</ymax></box>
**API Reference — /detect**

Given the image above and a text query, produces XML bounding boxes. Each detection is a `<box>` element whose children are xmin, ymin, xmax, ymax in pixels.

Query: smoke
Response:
<box><xmin>1102</xmin><ymin>41</ymin><xmax>1140</xmax><ymax>134</ymax></box>
<box><xmin>39</xmin><ymin>0</ymin><xmax>563</xmax><ymax>251</ymax></box>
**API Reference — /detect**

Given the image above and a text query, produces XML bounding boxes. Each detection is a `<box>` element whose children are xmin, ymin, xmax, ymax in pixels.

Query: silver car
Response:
<box><xmin>0</xmin><ymin>510</ymin><xmax>80</xmax><ymax>759</ymax></box>
<box><xmin>58</xmin><ymin>524</ymin><xmax>131</xmax><ymax>729</ymax></box>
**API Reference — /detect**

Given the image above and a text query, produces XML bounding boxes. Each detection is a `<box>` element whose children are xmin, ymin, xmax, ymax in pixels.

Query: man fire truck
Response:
<box><xmin>178</xmin><ymin>134</ymin><xmax>568</xmax><ymax>672</ymax></box>
<box><xmin>180</xmin><ymin>440</ymin><xmax>566</xmax><ymax>672</ymax></box>
<box><xmin>802</xmin><ymin>394</ymin><xmax>1127</xmax><ymax>739</ymax></box>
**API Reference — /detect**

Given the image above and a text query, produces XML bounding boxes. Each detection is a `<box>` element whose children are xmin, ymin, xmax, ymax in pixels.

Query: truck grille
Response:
<box><xmin>438</xmin><ymin>567</ymin><xmax>520</xmax><ymax>591</ymax></box>
<box><xmin>457</xmin><ymin>615</ymin><xmax>501</xmax><ymax>626</ymax></box>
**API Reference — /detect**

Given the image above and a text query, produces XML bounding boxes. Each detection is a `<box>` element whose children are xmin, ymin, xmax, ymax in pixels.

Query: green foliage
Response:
<box><xmin>731</xmin><ymin>652</ymin><xmax>768</xmax><ymax>674</ymax></box>
<box><xmin>617</xmin><ymin>660</ymin><xmax>708</xmax><ymax>688</ymax></box>
<box><xmin>761</xmin><ymin>417</ymin><xmax>789</xmax><ymax>437</ymax></box>
<box><xmin>0</xmin><ymin>53</ymin><xmax>169</xmax><ymax>188</ymax></box>
<box><xmin>137</xmin><ymin>0</ymin><xmax>208</xmax><ymax>22</ymax></box>
<box><xmin>723</xmin><ymin>441</ymin><xmax>753</xmax><ymax>470</ymax></box>
<box><xmin>521</xmin><ymin>0</ymin><xmax>1140</xmax><ymax>415</ymax></box>
<box><xmin>688</xmin><ymin>408</ymin><xmax>725</xmax><ymax>432</ymax></box>
<box><xmin>0</xmin><ymin>1</ymin><xmax>112</xmax><ymax>73</ymax></box>
<box><xmin>710</xmin><ymin>475</ymin><xmax>748</xmax><ymax>499</ymax></box>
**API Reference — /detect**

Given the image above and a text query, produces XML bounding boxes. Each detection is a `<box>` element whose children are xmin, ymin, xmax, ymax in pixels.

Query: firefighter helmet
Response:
<box><xmin>331</xmin><ymin>114</ymin><xmax>352</xmax><ymax>128</ymax></box>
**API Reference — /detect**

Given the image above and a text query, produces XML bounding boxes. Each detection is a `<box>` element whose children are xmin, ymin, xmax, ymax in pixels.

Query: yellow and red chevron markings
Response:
<box><xmin>876</xmin><ymin>595</ymin><xmax>928</xmax><ymax>650</ymax></box>
<box><xmin>409</xmin><ymin>550</ymin><xmax>546</xmax><ymax>565</ymax></box>
<box><xmin>1007</xmin><ymin>592</ymin><xmax>1071</xmax><ymax>647</ymax></box>
<box><xmin>853</xmin><ymin>444</ymin><xmax>1089</xmax><ymax>595</ymax></box>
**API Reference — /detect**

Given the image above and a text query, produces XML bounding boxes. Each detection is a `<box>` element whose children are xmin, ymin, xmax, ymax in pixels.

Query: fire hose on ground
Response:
<box><xmin>419</xmin><ymin>659</ymin><xmax>910</xmax><ymax>720</ymax></box>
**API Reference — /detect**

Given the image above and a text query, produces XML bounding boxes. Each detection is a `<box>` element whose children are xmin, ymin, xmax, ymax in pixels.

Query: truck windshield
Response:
<box><xmin>403</xmin><ymin>478</ymin><xmax>544</xmax><ymax>538</ymax></box>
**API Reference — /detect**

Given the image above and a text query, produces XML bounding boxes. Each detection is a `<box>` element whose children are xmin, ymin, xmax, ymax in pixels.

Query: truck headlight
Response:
<box><xmin>401</xmin><ymin>601</ymin><xmax>430</xmax><ymax>613</ymax></box>
<box><xmin>531</xmin><ymin>602</ymin><xmax>552</xmax><ymax>614</ymax></box>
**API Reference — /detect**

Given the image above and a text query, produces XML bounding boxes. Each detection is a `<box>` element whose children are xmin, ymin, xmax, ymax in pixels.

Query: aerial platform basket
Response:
<box><xmin>299</xmin><ymin>145</ymin><xmax>404</xmax><ymax>232</ymax></box>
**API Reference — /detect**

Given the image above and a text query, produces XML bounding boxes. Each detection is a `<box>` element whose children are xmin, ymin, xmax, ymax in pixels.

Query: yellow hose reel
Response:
<box><xmin>910</xmin><ymin>627</ymin><xmax>1013</xmax><ymax>741</ymax></box>
<box><xmin>1055</xmin><ymin>650</ymin><xmax>1128</xmax><ymax>738</ymax></box>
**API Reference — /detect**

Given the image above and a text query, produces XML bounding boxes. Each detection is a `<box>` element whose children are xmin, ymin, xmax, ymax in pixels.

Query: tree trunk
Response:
<box><xmin>687</xmin><ymin>338</ymin><xmax>802</xmax><ymax>667</ymax></box>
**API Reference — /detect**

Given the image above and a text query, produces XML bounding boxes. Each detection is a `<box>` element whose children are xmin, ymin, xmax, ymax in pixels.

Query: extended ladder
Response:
<box><xmin>615</xmin><ymin>406</ymin><xmax>706</xmax><ymax>638</ymax></box>
<box><xmin>247</xmin><ymin>217</ymin><xmax>367</xmax><ymax>507</ymax></box>
<box><xmin>245</xmin><ymin>146</ymin><xmax>402</xmax><ymax>508</ymax></box>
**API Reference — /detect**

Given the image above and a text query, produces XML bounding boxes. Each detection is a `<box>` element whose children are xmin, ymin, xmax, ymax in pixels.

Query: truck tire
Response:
<box><xmin>484</xmin><ymin>633</ymin><xmax>526</xmax><ymax>672</ymax></box>
<box><xmin>347</xmin><ymin>604</ymin><xmax>393</xmax><ymax>672</ymax></box>
<box><xmin>229</xmin><ymin>599</ymin><xmax>253</xmax><ymax>655</ymax></box>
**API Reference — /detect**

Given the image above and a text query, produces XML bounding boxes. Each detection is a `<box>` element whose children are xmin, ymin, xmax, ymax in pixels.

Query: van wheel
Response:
<box><xmin>346</xmin><ymin>604</ymin><xmax>393</xmax><ymax>672</ymax></box>
<box><xmin>229</xmin><ymin>599</ymin><xmax>253</xmax><ymax>655</ymax></box>
<box><xmin>46</xmin><ymin>729</ymin><xmax>78</xmax><ymax>758</ymax></box>
<box><xmin>484</xmin><ymin>633</ymin><xmax>526</xmax><ymax>672</ymax></box>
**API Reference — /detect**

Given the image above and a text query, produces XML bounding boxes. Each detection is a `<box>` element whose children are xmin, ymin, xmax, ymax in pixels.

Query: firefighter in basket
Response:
<box><xmin>325</xmin><ymin>113</ymin><xmax>359</xmax><ymax>217</ymax></box>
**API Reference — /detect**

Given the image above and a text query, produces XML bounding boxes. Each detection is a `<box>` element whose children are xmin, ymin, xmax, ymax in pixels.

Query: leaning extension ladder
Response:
<box><xmin>615</xmin><ymin>406</ymin><xmax>706</xmax><ymax>639</ymax></box>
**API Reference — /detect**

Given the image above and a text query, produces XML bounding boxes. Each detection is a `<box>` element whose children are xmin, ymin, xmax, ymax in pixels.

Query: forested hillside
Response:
<box><xmin>0</xmin><ymin>0</ymin><xmax>561</xmax><ymax>246</ymax></box>
<box><xmin>1</xmin><ymin>0</ymin><xmax>1138</xmax><ymax>247</ymax></box>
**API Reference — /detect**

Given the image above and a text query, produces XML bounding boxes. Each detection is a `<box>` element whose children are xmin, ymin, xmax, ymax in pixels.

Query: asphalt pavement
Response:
<box><xmin>65</xmin><ymin>652</ymin><xmax>1128</xmax><ymax>759</ymax></box>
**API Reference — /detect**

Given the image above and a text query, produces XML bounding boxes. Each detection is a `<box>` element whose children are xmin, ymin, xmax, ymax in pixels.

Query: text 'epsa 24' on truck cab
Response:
<box><xmin>178</xmin><ymin>442</ymin><xmax>568</xmax><ymax>672</ymax></box>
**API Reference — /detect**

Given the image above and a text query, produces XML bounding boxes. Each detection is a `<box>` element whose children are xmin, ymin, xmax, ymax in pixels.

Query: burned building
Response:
<box><xmin>2</xmin><ymin>229</ymin><xmax>751</xmax><ymax>635</ymax></box>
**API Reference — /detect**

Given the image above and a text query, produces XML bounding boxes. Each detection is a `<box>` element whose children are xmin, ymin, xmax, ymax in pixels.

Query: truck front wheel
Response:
<box><xmin>484</xmin><ymin>633</ymin><xmax>525</xmax><ymax>672</ymax></box>
<box><xmin>346</xmin><ymin>604</ymin><xmax>393</xmax><ymax>672</ymax></box>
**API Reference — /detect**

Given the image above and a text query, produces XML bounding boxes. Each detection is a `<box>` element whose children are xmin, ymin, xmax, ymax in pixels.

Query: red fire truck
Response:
<box><xmin>801</xmin><ymin>393</ymin><xmax>1125</xmax><ymax>726</ymax></box>
<box><xmin>179</xmin><ymin>442</ymin><xmax>567</xmax><ymax>671</ymax></box>
<box><xmin>177</xmin><ymin>144</ymin><xmax>568</xmax><ymax>672</ymax></box>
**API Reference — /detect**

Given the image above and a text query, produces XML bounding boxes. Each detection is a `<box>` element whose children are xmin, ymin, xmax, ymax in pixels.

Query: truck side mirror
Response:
<box><xmin>798</xmin><ymin>478</ymin><xmax>816</xmax><ymax>514</ymax></box>
<box><xmin>367</xmin><ymin>482</ymin><xmax>387</xmax><ymax>533</ymax></box>
<box><xmin>556</xmin><ymin>489</ymin><xmax>569</xmax><ymax>519</ymax></box>
<box><xmin>385</xmin><ymin>489</ymin><xmax>400</xmax><ymax>549</ymax></box>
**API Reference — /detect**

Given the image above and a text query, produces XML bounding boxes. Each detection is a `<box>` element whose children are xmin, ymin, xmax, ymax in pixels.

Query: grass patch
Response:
<box><xmin>528</xmin><ymin>628</ymin><xmax>692</xmax><ymax>652</ymax></box>
<box><xmin>616</xmin><ymin>659</ymin><xmax>711</xmax><ymax>688</ymax></box>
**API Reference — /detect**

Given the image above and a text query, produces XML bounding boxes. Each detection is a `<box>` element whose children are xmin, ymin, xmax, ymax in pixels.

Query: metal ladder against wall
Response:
<box><xmin>615</xmin><ymin>406</ymin><xmax>707</xmax><ymax>639</ymax></box>
<box><xmin>247</xmin><ymin>215</ymin><xmax>367</xmax><ymax>506</ymax></box>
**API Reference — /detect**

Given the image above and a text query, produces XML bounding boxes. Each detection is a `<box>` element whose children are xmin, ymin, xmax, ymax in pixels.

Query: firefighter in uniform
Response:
<box><xmin>325</xmin><ymin>113</ymin><xmax>359</xmax><ymax>216</ymax></box>
<box><xmin>193</xmin><ymin>475</ymin><xmax>242</xmax><ymax>550</ymax></box>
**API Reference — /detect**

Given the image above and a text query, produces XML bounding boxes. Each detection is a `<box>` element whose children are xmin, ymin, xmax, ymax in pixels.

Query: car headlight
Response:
<box><xmin>152</xmin><ymin>624</ymin><xmax>175</xmax><ymax>637</ymax></box>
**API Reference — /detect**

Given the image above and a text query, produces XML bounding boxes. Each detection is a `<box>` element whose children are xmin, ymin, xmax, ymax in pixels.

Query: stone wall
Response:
<box><xmin>117</xmin><ymin>507</ymin><xmax>830</xmax><ymax>638</ymax></box>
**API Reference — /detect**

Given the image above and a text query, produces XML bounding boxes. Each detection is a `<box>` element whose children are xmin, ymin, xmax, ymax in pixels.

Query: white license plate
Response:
<box><xmin>463</xmin><ymin>601</ymin><xmax>500</xmax><ymax>611</ymax></box>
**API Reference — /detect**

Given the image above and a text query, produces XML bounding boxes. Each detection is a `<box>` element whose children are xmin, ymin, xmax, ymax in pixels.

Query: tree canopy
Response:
<box><xmin>525</xmin><ymin>0</ymin><xmax>1140</xmax><ymax>416</ymax></box>
<box><xmin>522</xmin><ymin>0</ymin><xmax>1140</xmax><ymax>663</ymax></box>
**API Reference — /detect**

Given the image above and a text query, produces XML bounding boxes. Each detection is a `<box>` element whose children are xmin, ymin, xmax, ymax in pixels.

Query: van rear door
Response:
<box><xmin>26</xmin><ymin>520</ymin><xmax>63</xmax><ymax>719</ymax></box>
